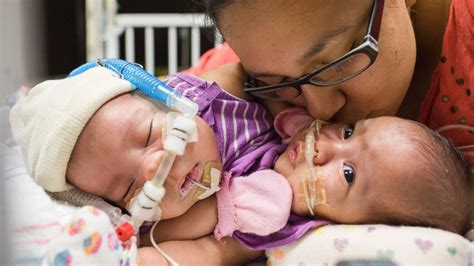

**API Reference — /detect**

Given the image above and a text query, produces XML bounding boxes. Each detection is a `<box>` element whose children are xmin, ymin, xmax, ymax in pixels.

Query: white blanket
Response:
<box><xmin>2</xmin><ymin>105</ymin><xmax>136</xmax><ymax>265</ymax></box>
<box><xmin>2</xmin><ymin>142</ymin><xmax>77</xmax><ymax>265</ymax></box>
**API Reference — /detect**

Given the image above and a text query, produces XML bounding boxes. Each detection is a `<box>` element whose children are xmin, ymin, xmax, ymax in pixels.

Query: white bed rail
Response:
<box><xmin>86</xmin><ymin>1</ymin><xmax>221</xmax><ymax>75</ymax></box>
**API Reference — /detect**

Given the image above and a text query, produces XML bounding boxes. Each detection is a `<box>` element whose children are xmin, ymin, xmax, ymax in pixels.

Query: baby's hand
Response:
<box><xmin>214</xmin><ymin>170</ymin><xmax>292</xmax><ymax>238</ymax></box>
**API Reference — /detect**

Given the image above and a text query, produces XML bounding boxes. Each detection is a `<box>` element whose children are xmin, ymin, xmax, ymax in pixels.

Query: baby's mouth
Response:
<box><xmin>179</xmin><ymin>164</ymin><xmax>201</xmax><ymax>198</ymax></box>
<box><xmin>179</xmin><ymin>161</ymin><xmax>222</xmax><ymax>199</ymax></box>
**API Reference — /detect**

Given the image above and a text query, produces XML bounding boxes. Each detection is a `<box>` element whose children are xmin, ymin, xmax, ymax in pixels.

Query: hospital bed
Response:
<box><xmin>3</xmin><ymin>1</ymin><xmax>473</xmax><ymax>265</ymax></box>
<box><xmin>85</xmin><ymin>0</ymin><xmax>221</xmax><ymax>75</ymax></box>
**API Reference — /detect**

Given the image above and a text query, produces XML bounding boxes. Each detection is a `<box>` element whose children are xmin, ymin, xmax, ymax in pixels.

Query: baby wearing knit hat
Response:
<box><xmin>8</xmin><ymin>66</ymin><xmax>294</xmax><ymax>264</ymax></box>
<box><xmin>9</xmin><ymin>67</ymin><xmax>227</xmax><ymax>220</ymax></box>
<box><xmin>8</xmin><ymin>67</ymin><xmax>138</xmax><ymax>265</ymax></box>
<box><xmin>10</xmin><ymin>67</ymin><xmax>133</xmax><ymax>192</ymax></box>
<box><xmin>9</xmin><ymin>65</ymin><xmax>473</xmax><ymax>265</ymax></box>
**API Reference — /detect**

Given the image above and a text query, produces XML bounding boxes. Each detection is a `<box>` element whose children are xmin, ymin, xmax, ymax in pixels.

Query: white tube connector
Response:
<box><xmin>129</xmin><ymin>182</ymin><xmax>165</xmax><ymax>230</ymax></box>
<box><xmin>129</xmin><ymin>111</ymin><xmax>198</xmax><ymax>230</ymax></box>
<box><xmin>164</xmin><ymin>112</ymin><xmax>198</xmax><ymax>155</ymax></box>
<box><xmin>167</xmin><ymin>94</ymin><xmax>198</xmax><ymax>118</ymax></box>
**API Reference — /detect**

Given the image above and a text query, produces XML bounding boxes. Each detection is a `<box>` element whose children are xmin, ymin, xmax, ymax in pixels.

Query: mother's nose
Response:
<box><xmin>301</xmin><ymin>85</ymin><xmax>346</xmax><ymax>121</ymax></box>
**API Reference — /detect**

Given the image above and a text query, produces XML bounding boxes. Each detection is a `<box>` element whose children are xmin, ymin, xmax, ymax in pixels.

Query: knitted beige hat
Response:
<box><xmin>9</xmin><ymin>67</ymin><xmax>135</xmax><ymax>192</ymax></box>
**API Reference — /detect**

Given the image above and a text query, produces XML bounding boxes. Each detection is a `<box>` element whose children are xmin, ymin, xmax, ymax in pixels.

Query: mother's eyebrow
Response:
<box><xmin>297</xmin><ymin>25</ymin><xmax>354</xmax><ymax>65</ymax></box>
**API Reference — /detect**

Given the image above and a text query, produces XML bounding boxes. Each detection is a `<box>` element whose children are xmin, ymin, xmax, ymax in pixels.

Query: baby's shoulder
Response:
<box><xmin>198</xmin><ymin>63</ymin><xmax>252</xmax><ymax>101</ymax></box>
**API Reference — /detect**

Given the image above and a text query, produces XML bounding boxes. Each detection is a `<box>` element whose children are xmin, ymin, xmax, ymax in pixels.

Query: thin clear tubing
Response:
<box><xmin>152</xmin><ymin>152</ymin><xmax>176</xmax><ymax>187</ymax></box>
<box><xmin>304</xmin><ymin>120</ymin><xmax>324</xmax><ymax>216</ymax></box>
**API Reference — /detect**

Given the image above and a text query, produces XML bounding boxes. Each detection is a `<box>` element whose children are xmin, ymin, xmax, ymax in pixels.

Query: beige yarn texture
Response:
<box><xmin>10</xmin><ymin>67</ymin><xmax>134</xmax><ymax>192</ymax></box>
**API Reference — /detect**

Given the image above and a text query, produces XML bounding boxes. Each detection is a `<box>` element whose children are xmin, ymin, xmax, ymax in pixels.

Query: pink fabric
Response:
<box><xmin>274</xmin><ymin>107</ymin><xmax>314</xmax><ymax>144</ymax></box>
<box><xmin>214</xmin><ymin>170</ymin><xmax>292</xmax><ymax>239</ymax></box>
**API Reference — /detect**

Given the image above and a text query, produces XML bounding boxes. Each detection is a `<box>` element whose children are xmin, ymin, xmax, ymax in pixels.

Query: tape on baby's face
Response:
<box><xmin>301</xmin><ymin>119</ymin><xmax>334</xmax><ymax>219</ymax></box>
<box><xmin>313</xmin><ymin>178</ymin><xmax>334</xmax><ymax>219</ymax></box>
<box><xmin>298</xmin><ymin>170</ymin><xmax>334</xmax><ymax>219</ymax></box>
<box><xmin>193</xmin><ymin>161</ymin><xmax>222</xmax><ymax>200</ymax></box>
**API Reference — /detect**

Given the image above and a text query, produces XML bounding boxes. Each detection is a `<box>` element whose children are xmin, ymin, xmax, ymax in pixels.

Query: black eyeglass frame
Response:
<box><xmin>243</xmin><ymin>0</ymin><xmax>385</xmax><ymax>100</ymax></box>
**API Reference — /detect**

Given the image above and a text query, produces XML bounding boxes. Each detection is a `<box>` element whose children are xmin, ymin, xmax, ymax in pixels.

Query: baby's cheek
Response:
<box><xmin>291</xmin><ymin>189</ymin><xmax>305</xmax><ymax>215</ymax></box>
<box><xmin>159</xmin><ymin>196</ymin><xmax>181</xmax><ymax>220</ymax></box>
<box><xmin>160</xmin><ymin>191</ymin><xmax>198</xmax><ymax>220</ymax></box>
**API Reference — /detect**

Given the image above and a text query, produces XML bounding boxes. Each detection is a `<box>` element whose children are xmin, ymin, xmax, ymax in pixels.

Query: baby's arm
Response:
<box><xmin>198</xmin><ymin>62</ymin><xmax>251</xmax><ymax>101</ymax></box>
<box><xmin>141</xmin><ymin>196</ymin><xmax>217</xmax><ymax>245</ymax></box>
<box><xmin>138</xmin><ymin>236</ymin><xmax>262</xmax><ymax>265</ymax></box>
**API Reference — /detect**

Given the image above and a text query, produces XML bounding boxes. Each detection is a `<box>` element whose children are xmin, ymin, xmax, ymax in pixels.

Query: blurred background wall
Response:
<box><xmin>0</xmin><ymin>0</ymin><xmax>47</xmax><ymax>100</ymax></box>
<box><xmin>0</xmin><ymin>0</ymin><xmax>208</xmax><ymax>100</ymax></box>
<box><xmin>1</xmin><ymin>1</ymin><xmax>46</xmax><ymax>261</ymax></box>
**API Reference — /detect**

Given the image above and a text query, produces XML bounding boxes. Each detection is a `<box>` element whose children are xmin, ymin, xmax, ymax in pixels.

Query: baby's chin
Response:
<box><xmin>291</xmin><ymin>199</ymin><xmax>336</xmax><ymax>221</ymax></box>
<box><xmin>159</xmin><ymin>196</ymin><xmax>198</xmax><ymax>220</ymax></box>
<box><xmin>160</xmin><ymin>206</ymin><xmax>187</xmax><ymax>220</ymax></box>
<box><xmin>291</xmin><ymin>205</ymin><xmax>331</xmax><ymax>221</ymax></box>
<box><xmin>291</xmin><ymin>199</ymin><xmax>311</xmax><ymax>217</ymax></box>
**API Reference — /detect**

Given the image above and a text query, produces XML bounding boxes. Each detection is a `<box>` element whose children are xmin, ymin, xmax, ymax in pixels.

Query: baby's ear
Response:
<box><xmin>274</xmin><ymin>107</ymin><xmax>313</xmax><ymax>143</ymax></box>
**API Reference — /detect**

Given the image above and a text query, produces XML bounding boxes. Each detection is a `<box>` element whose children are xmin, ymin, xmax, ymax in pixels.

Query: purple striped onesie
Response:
<box><xmin>165</xmin><ymin>73</ymin><xmax>285</xmax><ymax>176</ymax></box>
<box><xmin>164</xmin><ymin>73</ymin><xmax>328</xmax><ymax>250</ymax></box>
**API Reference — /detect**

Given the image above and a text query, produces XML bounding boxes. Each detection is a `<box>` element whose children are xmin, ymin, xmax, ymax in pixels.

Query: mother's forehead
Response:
<box><xmin>219</xmin><ymin>0</ymin><xmax>370</xmax><ymax>31</ymax></box>
<box><xmin>220</xmin><ymin>0</ymin><xmax>371</xmax><ymax>71</ymax></box>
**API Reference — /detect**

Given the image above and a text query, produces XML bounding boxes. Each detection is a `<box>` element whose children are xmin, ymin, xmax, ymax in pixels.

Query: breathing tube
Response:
<box><xmin>303</xmin><ymin>120</ymin><xmax>334</xmax><ymax>219</ymax></box>
<box><xmin>69</xmin><ymin>59</ymin><xmax>198</xmax><ymax>118</ymax></box>
<box><xmin>68</xmin><ymin>59</ymin><xmax>199</xmax><ymax>241</ymax></box>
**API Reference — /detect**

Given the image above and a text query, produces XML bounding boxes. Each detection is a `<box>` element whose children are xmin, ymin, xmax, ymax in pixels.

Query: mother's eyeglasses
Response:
<box><xmin>243</xmin><ymin>0</ymin><xmax>384</xmax><ymax>101</ymax></box>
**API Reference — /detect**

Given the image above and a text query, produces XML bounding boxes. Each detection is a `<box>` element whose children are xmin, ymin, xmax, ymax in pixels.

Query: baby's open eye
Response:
<box><xmin>343</xmin><ymin>164</ymin><xmax>355</xmax><ymax>185</ymax></box>
<box><xmin>343</xmin><ymin>125</ymin><xmax>354</xmax><ymax>139</ymax></box>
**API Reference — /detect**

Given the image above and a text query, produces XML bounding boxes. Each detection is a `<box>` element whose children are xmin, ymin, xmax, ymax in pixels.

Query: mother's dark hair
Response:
<box><xmin>194</xmin><ymin>0</ymin><xmax>236</xmax><ymax>26</ymax></box>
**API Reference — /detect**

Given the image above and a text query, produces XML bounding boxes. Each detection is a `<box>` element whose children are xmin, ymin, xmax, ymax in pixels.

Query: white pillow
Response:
<box><xmin>266</xmin><ymin>224</ymin><xmax>473</xmax><ymax>265</ymax></box>
<box><xmin>1</xmin><ymin>103</ymin><xmax>77</xmax><ymax>264</ymax></box>
<box><xmin>2</xmin><ymin>142</ymin><xmax>77</xmax><ymax>265</ymax></box>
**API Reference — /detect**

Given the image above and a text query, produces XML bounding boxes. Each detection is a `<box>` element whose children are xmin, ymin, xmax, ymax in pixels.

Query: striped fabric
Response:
<box><xmin>165</xmin><ymin>73</ymin><xmax>286</xmax><ymax>177</ymax></box>
<box><xmin>164</xmin><ymin>74</ymin><xmax>329</xmax><ymax>250</ymax></box>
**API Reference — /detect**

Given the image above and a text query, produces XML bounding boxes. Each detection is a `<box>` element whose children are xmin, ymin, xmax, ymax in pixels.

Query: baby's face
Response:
<box><xmin>67</xmin><ymin>93</ymin><xmax>221</xmax><ymax>220</ymax></box>
<box><xmin>275</xmin><ymin>116</ymin><xmax>423</xmax><ymax>223</ymax></box>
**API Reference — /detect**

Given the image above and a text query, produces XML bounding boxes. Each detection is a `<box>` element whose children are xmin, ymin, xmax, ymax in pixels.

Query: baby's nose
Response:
<box><xmin>312</xmin><ymin>137</ymin><xmax>334</xmax><ymax>166</ymax></box>
<box><xmin>141</xmin><ymin>151</ymin><xmax>166</xmax><ymax>182</ymax></box>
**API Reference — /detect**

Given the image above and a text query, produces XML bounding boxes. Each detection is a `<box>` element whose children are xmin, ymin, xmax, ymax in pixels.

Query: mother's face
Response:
<box><xmin>217</xmin><ymin>0</ymin><xmax>416</xmax><ymax>123</ymax></box>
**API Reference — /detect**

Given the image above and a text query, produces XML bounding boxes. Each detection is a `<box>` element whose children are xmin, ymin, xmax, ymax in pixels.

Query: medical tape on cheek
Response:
<box><xmin>192</xmin><ymin>161</ymin><xmax>222</xmax><ymax>200</ymax></box>
<box><xmin>302</xmin><ymin>120</ymin><xmax>335</xmax><ymax>219</ymax></box>
<box><xmin>313</xmin><ymin>178</ymin><xmax>334</xmax><ymax>220</ymax></box>
<box><xmin>165</xmin><ymin>112</ymin><xmax>221</xmax><ymax>201</ymax></box>
<box><xmin>297</xmin><ymin>172</ymin><xmax>334</xmax><ymax>219</ymax></box>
